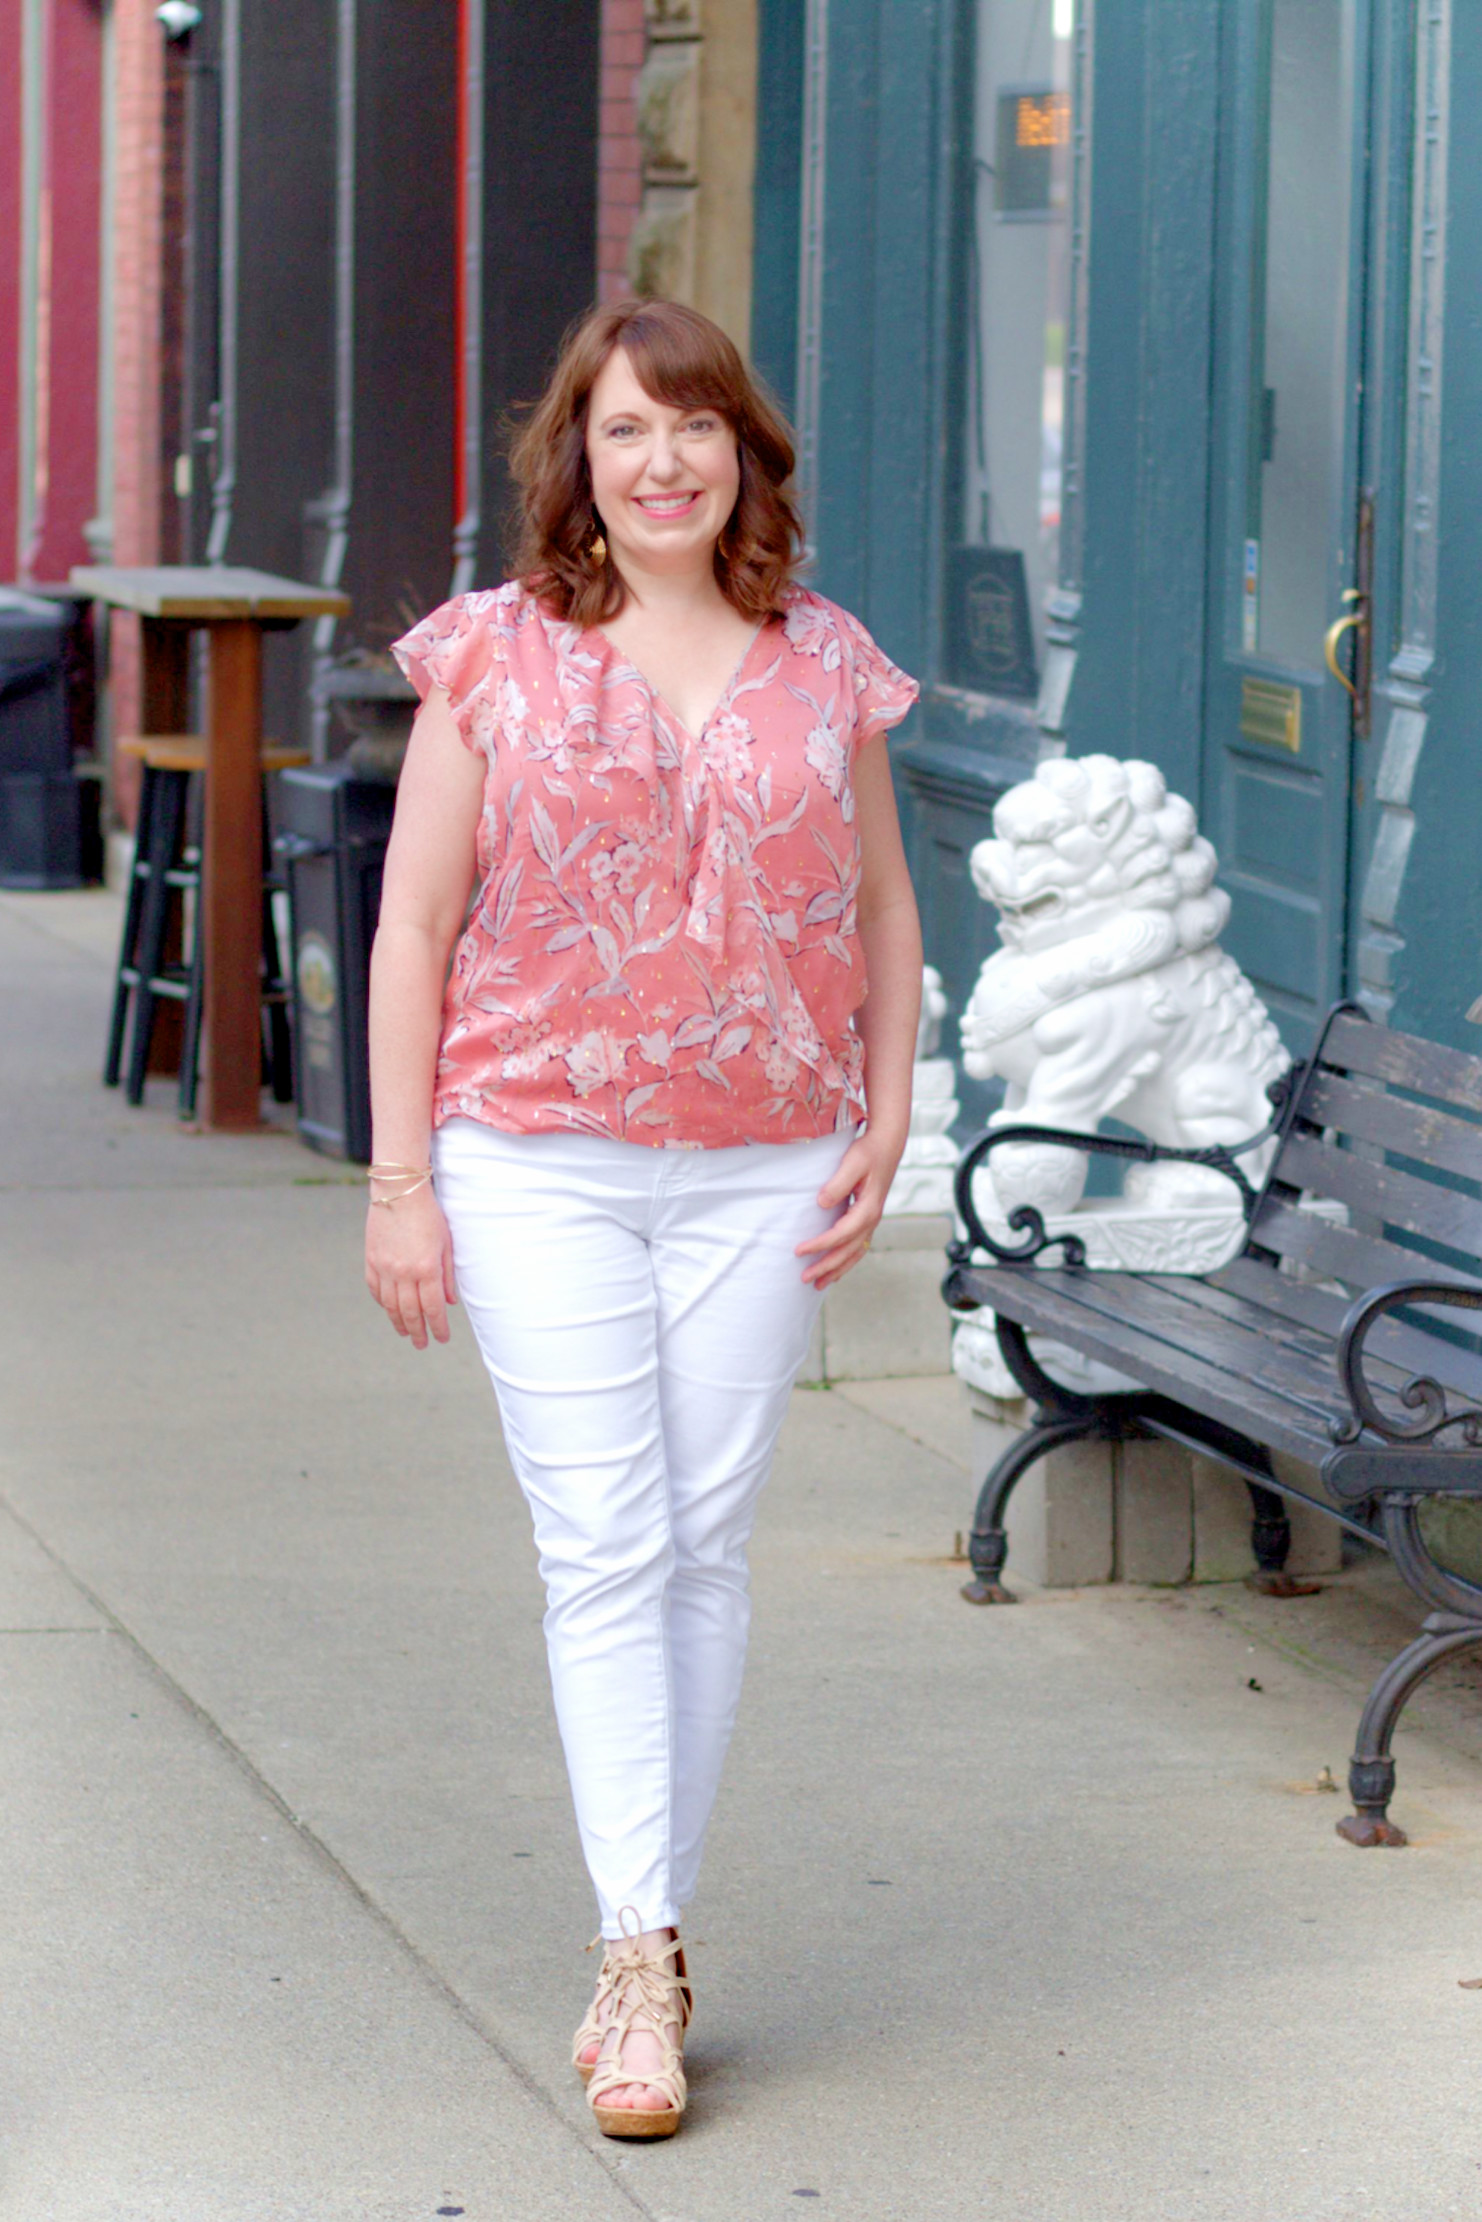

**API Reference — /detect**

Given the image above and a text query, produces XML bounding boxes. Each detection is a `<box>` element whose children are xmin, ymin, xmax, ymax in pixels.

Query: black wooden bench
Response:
<box><xmin>942</xmin><ymin>1001</ymin><xmax>1482</xmax><ymax>1847</ymax></box>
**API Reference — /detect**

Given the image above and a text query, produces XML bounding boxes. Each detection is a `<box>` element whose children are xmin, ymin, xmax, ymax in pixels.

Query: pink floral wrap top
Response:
<box><xmin>391</xmin><ymin>582</ymin><xmax>918</xmax><ymax>1148</ymax></box>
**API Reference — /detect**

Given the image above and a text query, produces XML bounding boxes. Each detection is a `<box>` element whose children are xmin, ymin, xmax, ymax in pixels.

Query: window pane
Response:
<box><xmin>947</xmin><ymin>0</ymin><xmax>1073</xmax><ymax>699</ymax></box>
<box><xmin>1248</xmin><ymin>0</ymin><xmax>1355</xmax><ymax>669</ymax></box>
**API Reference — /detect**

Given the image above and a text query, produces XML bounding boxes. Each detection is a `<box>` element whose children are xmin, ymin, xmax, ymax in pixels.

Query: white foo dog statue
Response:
<box><xmin>961</xmin><ymin>753</ymin><xmax>1289</xmax><ymax>1235</ymax></box>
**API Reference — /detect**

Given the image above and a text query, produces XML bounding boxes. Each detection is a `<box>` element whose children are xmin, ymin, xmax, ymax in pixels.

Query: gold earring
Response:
<box><xmin>589</xmin><ymin>531</ymin><xmax>607</xmax><ymax>564</ymax></box>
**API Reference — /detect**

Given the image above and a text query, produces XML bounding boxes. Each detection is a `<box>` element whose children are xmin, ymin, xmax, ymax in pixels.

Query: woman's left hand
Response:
<box><xmin>796</xmin><ymin>1126</ymin><xmax>906</xmax><ymax>1290</ymax></box>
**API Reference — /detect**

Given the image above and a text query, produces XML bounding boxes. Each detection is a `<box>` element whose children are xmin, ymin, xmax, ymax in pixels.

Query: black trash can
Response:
<box><xmin>0</xmin><ymin>587</ymin><xmax>88</xmax><ymax>889</ymax></box>
<box><xmin>275</xmin><ymin>762</ymin><xmax>397</xmax><ymax>1163</ymax></box>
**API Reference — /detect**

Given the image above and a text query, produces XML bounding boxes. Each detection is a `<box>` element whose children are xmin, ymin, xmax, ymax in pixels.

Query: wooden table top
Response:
<box><xmin>69</xmin><ymin>565</ymin><xmax>351</xmax><ymax>622</ymax></box>
<box><xmin>115</xmin><ymin>735</ymin><xmax>312</xmax><ymax>775</ymax></box>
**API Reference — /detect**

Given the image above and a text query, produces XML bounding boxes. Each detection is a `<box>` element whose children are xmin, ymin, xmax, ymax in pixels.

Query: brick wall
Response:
<box><xmin>105</xmin><ymin>0</ymin><xmax>170</xmax><ymax>817</ymax></box>
<box><xmin>597</xmin><ymin>0</ymin><xmax>756</xmax><ymax>349</ymax></box>
<box><xmin>597</xmin><ymin>0</ymin><xmax>644</xmax><ymax>303</ymax></box>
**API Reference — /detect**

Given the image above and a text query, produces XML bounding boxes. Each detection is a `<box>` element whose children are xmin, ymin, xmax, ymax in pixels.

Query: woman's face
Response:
<box><xmin>584</xmin><ymin>346</ymin><xmax>741</xmax><ymax>580</ymax></box>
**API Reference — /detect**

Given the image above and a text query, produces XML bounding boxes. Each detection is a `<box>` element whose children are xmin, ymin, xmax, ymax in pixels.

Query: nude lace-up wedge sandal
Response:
<box><xmin>572</xmin><ymin>1924</ymin><xmax>691</xmax><ymax>2086</ymax></box>
<box><xmin>578</xmin><ymin>1922</ymin><xmax>693</xmax><ymax>2140</ymax></box>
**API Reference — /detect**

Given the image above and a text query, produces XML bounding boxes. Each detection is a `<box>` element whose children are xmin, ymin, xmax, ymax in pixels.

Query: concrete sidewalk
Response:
<box><xmin>4</xmin><ymin>887</ymin><xmax>1482</xmax><ymax>2221</ymax></box>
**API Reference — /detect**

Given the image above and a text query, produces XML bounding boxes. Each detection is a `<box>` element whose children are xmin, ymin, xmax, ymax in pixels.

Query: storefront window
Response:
<box><xmin>1244</xmin><ymin>0</ymin><xmax>1356</xmax><ymax>671</ymax></box>
<box><xmin>946</xmin><ymin>0</ymin><xmax>1075</xmax><ymax>701</ymax></box>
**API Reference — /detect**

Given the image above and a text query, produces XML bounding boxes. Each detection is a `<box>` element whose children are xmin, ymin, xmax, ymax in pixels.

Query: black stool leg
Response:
<box><xmin>1246</xmin><ymin>1480</ymin><xmax>1321</xmax><ymax>1598</ymax></box>
<box><xmin>124</xmin><ymin>768</ymin><xmax>189</xmax><ymax>1105</ymax></box>
<box><xmin>261</xmin><ymin>883</ymin><xmax>294</xmax><ymax>1104</ymax></box>
<box><xmin>177</xmin><ymin>870</ymin><xmax>204</xmax><ymax>1122</ymax></box>
<box><xmin>104</xmin><ymin>766</ymin><xmax>160</xmax><ymax>1086</ymax></box>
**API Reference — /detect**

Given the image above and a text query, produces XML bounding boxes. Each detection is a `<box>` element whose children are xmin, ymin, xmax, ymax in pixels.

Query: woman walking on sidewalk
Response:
<box><xmin>366</xmin><ymin>298</ymin><xmax>921</xmax><ymax>2138</ymax></box>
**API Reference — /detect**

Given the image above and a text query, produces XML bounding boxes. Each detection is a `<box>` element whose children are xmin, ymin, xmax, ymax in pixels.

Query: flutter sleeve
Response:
<box><xmin>836</xmin><ymin>606</ymin><xmax>920</xmax><ymax>743</ymax></box>
<box><xmin>391</xmin><ymin>591</ymin><xmax>508</xmax><ymax>758</ymax></box>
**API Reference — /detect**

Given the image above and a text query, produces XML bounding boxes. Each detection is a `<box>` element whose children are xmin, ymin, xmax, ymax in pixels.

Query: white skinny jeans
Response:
<box><xmin>433</xmin><ymin>1117</ymin><xmax>849</xmax><ymax>1938</ymax></box>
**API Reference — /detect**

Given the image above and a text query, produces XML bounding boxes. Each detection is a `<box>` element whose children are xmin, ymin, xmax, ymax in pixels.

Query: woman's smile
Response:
<box><xmin>634</xmin><ymin>490</ymin><xmax>702</xmax><ymax>517</ymax></box>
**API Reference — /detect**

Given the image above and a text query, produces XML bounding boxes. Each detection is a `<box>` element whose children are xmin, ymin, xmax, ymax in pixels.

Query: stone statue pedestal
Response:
<box><xmin>884</xmin><ymin>1058</ymin><xmax>959</xmax><ymax>1218</ymax></box>
<box><xmin>797</xmin><ymin>966</ymin><xmax>962</xmax><ymax>1384</ymax></box>
<box><xmin>799</xmin><ymin>1213</ymin><xmax>955</xmax><ymax>1383</ymax></box>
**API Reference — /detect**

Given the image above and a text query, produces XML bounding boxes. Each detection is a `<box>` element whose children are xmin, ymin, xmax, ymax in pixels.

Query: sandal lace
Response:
<box><xmin>584</xmin><ymin>1915</ymin><xmax>690</xmax><ymax>2114</ymax></box>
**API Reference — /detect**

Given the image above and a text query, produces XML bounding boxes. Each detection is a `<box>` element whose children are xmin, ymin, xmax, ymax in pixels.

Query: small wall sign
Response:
<box><xmin>945</xmin><ymin>546</ymin><xmax>1039</xmax><ymax>700</ymax></box>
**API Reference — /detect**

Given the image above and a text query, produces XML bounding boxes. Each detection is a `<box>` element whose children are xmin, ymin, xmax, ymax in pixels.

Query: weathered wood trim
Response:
<box><xmin>1359</xmin><ymin>0</ymin><xmax>1450</xmax><ymax>1020</ymax></box>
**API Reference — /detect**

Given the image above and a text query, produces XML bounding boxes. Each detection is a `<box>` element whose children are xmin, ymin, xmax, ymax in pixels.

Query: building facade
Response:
<box><xmin>4</xmin><ymin>0</ymin><xmax>603</xmax><ymax>807</ymax></box>
<box><xmin>752</xmin><ymin>0</ymin><xmax>1481</xmax><ymax>1094</ymax></box>
<box><xmin>8</xmin><ymin>0</ymin><xmax>1479</xmax><ymax>1076</ymax></box>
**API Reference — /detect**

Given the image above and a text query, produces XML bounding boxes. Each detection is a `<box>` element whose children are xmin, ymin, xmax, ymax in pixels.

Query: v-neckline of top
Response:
<box><xmin>588</xmin><ymin>616</ymin><xmax>771</xmax><ymax>745</ymax></box>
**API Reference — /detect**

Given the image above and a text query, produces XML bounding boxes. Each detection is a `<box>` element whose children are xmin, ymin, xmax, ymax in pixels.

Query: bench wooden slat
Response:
<box><xmin>1324</xmin><ymin>1013</ymin><xmax>1482</xmax><ymax>1114</ymax></box>
<box><xmin>1144</xmin><ymin>1274</ymin><xmax>1482</xmax><ymax>1441</ymax></box>
<box><xmin>1148</xmin><ymin>1272</ymin><xmax>1420</xmax><ymax>1391</ymax></box>
<box><xmin>967</xmin><ymin>1267</ymin><xmax>1333</xmax><ymax>1461</ymax></box>
<box><xmin>1301</xmin><ymin>1070</ymin><xmax>1482</xmax><ymax>1184</ymax></box>
<box><xmin>1045</xmin><ymin>1271</ymin><xmax>1374</xmax><ymax>1431</ymax></box>
<box><xmin>1246</xmin><ymin>1195</ymin><xmax>1481</xmax><ymax>1292</ymax></box>
<box><xmin>1212</xmin><ymin>1256</ymin><xmax>1482</xmax><ymax>1400</ymax></box>
<box><xmin>1277</xmin><ymin>1130</ymin><xmax>1482</xmax><ymax>1259</ymax></box>
<box><xmin>1170</xmin><ymin>1270</ymin><xmax>1343</xmax><ymax>1361</ymax></box>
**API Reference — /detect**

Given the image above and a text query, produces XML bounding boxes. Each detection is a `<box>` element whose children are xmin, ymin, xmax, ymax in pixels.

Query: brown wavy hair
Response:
<box><xmin>509</xmin><ymin>298</ymin><xmax>805</xmax><ymax>627</ymax></box>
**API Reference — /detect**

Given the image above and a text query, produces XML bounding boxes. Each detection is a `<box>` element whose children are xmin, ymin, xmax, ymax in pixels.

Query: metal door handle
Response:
<box><xmin>1324</xmin><ymin>588</ymin><xmax>1366</xmax><ymax>701</ymax></box>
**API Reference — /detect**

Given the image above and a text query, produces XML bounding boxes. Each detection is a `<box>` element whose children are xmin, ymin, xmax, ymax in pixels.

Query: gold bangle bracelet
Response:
<box><xmin>368</xmin><ymin>1173</ymin><xmax>432</xmax><ymax>1206</ymax></box>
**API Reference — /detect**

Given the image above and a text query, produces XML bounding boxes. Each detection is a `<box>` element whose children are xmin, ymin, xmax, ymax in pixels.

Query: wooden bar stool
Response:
<box><xmin>104</xmin><ymin>736</ymin><xmax>310</xmax><ymax>1118</ymax></box>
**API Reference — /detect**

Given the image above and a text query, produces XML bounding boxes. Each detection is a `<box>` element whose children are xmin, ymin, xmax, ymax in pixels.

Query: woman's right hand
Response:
<box><xmin>365</xmin><ymin>1186</ymin><xmax>459</xmax><ymax>1349</ymax></box>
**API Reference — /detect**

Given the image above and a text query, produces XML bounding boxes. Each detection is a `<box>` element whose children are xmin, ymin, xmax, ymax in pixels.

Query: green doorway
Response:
<box><xmin>1201</xmin><ymin>0</ymin><xmax>1381</xmax><ymax>1046</ymax></box>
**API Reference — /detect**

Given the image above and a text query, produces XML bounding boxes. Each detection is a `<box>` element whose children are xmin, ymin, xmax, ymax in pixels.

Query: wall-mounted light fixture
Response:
<box><xmin>155</xmin><ymin>2</ymin><xmax>203</xmax><ymax>38</ymax></box>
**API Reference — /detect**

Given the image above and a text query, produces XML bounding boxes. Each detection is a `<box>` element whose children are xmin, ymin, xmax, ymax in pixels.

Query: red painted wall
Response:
<box><xmin>0</xmin><ymin>0</ymin><xmax>24</xmax><ymax>574</ymax></box>
<box><xmin>25</xmin><ymin>0</ymin><xmax>104</xmax><ymax>582</ymax></box>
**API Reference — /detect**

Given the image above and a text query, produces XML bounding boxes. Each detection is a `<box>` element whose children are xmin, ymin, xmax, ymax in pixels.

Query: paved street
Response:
<box><xmin>3</xmin><ymin>887</ymin><xmax>1482</xmax><ymax>2221</ymax></box>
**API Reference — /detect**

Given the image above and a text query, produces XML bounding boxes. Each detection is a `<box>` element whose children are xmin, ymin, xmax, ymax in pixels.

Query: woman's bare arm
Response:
<box><xmin>364</xmin><ymin>686</ymin><xmax>485</xmax><ymax>1346</ymax></box>
<box><xmin>797</xmin><ymin>731</ymin><xmax>923</xmax><ymax>1288</ymax></box>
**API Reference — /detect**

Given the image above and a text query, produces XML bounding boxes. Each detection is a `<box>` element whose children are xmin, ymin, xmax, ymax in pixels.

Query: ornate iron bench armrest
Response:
<box><xmin>1328</xmin><ymin>1278</ymin><xmax>1482</xmax><ymax>1457</ymax></box>
<box><xmin>947</xmin><ymin>1079</ymin><xmax>1296</xmax><ymax>1273</ymax></box>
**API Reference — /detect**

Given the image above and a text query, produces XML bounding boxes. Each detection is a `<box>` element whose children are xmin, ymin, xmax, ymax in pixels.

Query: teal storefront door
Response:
<box><xmin>1201</xmin><ymin>0</ymin><xmax>1379</xmax><ymax>1045</ymax></box>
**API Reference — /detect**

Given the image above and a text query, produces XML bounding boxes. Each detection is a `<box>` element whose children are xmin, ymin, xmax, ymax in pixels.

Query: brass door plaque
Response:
<box><xmin>1240</xmin><ymin>676</ymin><xmax>1302</xmax><ymax>753</ymax></box>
